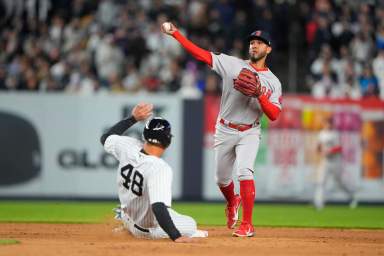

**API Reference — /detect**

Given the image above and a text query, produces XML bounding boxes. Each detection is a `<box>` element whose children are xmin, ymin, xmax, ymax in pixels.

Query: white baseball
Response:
<box><xmin>162</xmin><ymin>22</ymin><xmax>172</xmax><ymax>32</ymax></box>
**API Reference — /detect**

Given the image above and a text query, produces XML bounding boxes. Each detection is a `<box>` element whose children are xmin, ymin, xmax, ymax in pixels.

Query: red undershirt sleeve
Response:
<box><xmin>172</xmin><ymin>31</ymin><xmax>213</xmax><ymax>67</ymax></box>
<box><xmin>257</xmin><ymin>94</ymin><xmax>281</xmax><ymax>121</ymax></box>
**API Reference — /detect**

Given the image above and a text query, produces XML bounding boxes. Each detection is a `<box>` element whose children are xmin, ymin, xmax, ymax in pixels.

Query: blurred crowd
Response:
<box><xmin>301</xmin><ymin>0</ymin><xmax>384</xmax><ymax>100</ymax></box>
<box><xmin>0</xmin><ymin>0</ymin><xmax>383</xmax><ymax>100</ymax></box>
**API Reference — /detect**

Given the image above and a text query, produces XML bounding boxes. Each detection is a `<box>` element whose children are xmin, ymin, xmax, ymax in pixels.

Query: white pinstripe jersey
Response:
<box><xmin>104</xmin><ymin>135</ymin><xmax>172</xmax><ymax>228</ymax></box>
<box><xmin>211</xmin><ymin>53</ymin><xmax>282</xmax><ymax>124</ymax></box>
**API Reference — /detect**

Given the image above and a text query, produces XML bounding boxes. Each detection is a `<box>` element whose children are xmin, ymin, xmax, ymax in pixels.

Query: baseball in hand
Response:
<box><xmin>162</xmin><ymin>22</ymin><xmax>172</xmax><ymax>33</ymax></box>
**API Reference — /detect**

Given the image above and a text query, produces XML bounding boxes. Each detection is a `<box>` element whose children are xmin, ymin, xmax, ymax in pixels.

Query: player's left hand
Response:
<box><xmin>132</xmin><ymin>103</ymin><xmax>153</xmax><ymax>121</ymax></box>
<box><xmin>234</xmin><ymin>68</ymin><xmax>263</xmax><ymax>97</ymax></box>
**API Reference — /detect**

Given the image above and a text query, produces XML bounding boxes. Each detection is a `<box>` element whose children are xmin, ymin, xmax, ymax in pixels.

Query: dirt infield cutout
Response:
<box><xmin>0</xmin><ymin>222</ymin><xmax>383</xmax><ymax>256</ymax></box>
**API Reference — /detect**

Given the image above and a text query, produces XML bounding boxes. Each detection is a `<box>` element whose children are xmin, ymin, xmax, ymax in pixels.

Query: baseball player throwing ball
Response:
<box><xmin>100</xmin><ymin>102</ymin><xmax>208</xmax><ymax>242</ymax></box>
<box><xmin>162</xmin><ymin>22</ymin><xmax>282</xmax><ymax>237</ymax></box>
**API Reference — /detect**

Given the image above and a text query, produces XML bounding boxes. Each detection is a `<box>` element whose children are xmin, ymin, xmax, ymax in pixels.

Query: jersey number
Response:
<box><xmin>120</xmin><ymin>164</ymin><xmax>144</xmax><ymax>196</ymax></box>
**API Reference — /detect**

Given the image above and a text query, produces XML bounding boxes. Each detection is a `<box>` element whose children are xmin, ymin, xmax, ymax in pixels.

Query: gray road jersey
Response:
<box><xmin>104</xmin><ymin>135</ymin><xmax>172</xmax><ymax>229</ymax></box>
<box><xmin>318</xmin><ymin>129</ymin><xmax>341</xmax><ymax>160</ymax></box>
<box><xmin>211</xmin><ymin>53</ymin><xmax>282</xmax><ymax>124</ymax></box>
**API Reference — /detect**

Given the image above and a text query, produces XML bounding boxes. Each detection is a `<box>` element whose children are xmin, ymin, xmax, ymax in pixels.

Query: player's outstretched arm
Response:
<box><xmin>161</xmin><ymin>22</ymin><xmax>212</xmax><ymax>67</ymax></box>
<box><xmin>100</xmin><ymin>102</ymin><xmax>153</xmax><ymax>145</ymax></box>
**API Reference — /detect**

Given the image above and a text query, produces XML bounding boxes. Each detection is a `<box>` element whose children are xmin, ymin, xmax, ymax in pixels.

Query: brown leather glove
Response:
<box><xmin>233</xmin><ymin>68</ymin><xmax>263</xmax><ymax>97</ymax></box>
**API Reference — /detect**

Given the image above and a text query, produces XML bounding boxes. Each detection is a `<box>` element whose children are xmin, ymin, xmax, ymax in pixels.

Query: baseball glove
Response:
<box><xmin>234</xmin><ymin>68</ymin><xmax>263</xmax><ymax>97</ymax></box>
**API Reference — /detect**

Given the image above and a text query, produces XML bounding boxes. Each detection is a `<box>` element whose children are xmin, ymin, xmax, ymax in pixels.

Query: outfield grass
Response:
<box><xmin>0</xmin><ymin>201</ymin><xmax>113</xmax><ymax>223</ymax></box>
<box><xmin>0</xmin><ymin>201</ymin><xmax>383</xmax><ymax>229</ymax></box>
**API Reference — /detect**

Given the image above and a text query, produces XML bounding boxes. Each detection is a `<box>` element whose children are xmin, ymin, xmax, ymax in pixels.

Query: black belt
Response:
<box><xmin>126</xmin><ymin>215</ymin><xmax>150</xmax><ymax>233</ymax></box>
<box><xmin>134</xmin><ymin>224</ymin><xmax>149</xmax><ymax>233</ymax></box>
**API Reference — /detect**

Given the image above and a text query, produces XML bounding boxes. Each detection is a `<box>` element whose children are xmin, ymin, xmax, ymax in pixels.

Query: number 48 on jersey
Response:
<box><xmin>120</xmin><ymin>164</ymin><xmax>144</xmax><ymax>196</ymax></box>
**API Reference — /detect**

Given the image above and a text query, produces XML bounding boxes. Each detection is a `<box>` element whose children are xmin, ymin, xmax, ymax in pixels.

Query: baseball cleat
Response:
<box><xmin>225</xmin><ymin>195</ymin><xmax>242</xmax><ymax>229</ymax></box>
<box><xmin>232</xmin><ymin>222</ymin><xmax>254</xmax><ymax>237</ymax></box>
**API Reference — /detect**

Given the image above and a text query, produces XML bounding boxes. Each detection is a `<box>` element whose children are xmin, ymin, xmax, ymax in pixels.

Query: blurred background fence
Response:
<box><xmin>0</xmin><ymin>93</ymin><xmax>383</xmax><ymax>202</ymax></box>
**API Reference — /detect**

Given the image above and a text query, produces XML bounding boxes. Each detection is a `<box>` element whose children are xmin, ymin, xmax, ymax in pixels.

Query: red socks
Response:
<box><xmin>240</xmin><ymin>180</ymin><xmax>255</xmax><ymax>224</ymax></box>
<box><xmin>219</xmin><ymin>180</ymin><xmax>255</xmax><ymax>224</ymax></box>
<box><xmin>219</xmin><ymin>181</ymin><xmax>236</xmax><ymax>205</ymax></box>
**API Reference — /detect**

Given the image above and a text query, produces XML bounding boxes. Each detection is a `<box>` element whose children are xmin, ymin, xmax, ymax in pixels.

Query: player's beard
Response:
<box><xmin>249</xmin><ymin>51</ymin><xmax>267</xmax><ymax>63</ymax></box>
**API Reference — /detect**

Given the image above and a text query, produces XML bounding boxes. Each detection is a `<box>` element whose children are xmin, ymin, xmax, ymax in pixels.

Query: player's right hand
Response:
<box><xmin>161</xmin><ymin>22</ymin><xmax>178</xmax><ymax>35</ymax></box>
<box><xmin>132</xmin><ymin>103</ymin><xmax>153</xmax><ymax>121</ymax></box>
<box><xmin>174</xmin><ymin>236</ymin><xmax>201</xmax><ymax>243</ymax></box>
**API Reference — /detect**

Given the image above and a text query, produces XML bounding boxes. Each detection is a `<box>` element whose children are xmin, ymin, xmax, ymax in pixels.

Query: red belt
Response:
<box><xmin>219</xmin><ymin>118</ymin><xmax>255</xmax><ymax>132</ymax></box>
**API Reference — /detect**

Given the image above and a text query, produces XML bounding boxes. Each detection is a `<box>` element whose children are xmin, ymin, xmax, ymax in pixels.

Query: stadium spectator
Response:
<box><xmin>310</xmin><ymin>44</ymin><xmax>338</xmax><ymax>79</ymax></box>
<box><xmin>310</xmin><ymin>14</ymin><xmax>333</xmax><ymax>57</ymax></box>
<box><xmin>25</xmin><ymin>0</ymin><xmax>51</xmax><ymax>22</ymax></box>
<box><xmin>312</xmin><ymin>61</ymin><xmax>338</xmax><ymax>98</ymax></box>
<box><xmin>160</xmin><ymin>59</ymin><xmax>182</xmax><ymax>92</ymax></box>
<box><xmin>341</xmin><ymin>75</ymin><xmax>361</xmax><ymax>100</ymax></box>
<box><xmin>1</xmin><ymin>0</ymin><xmax>24</xmax><ymax>26</ymax></box>
<box><xmin>339</xmin><ymin>59</ymin><xmax>362</xmax><ymax>99</ymax></box>
<box><xmin>333</xmin><ymin>46</ymin><xmax>358</xmax><ymax>86</ymax></box>
<box><xmin>372</xmin><ymin>49</ymin><xmax>384</xmax><ymax>100</ymax></box>
<box><xmin>358</xmin><ymin>64</ymin><xmax>380</xmax><ymax>98</ymax></box>
<box><xmin>351</xmin><ymin>32</ymin><xmax>374</xmax><ymax>65</ymax></box>
<box><xmin>96</xmin><ymin>0</ymin><xmax>119</xmax><ymax>31</ymax></box>
<box><xmin>107</xmin><ymin>71</ymin><xmax>124</xmax><ymax>92</ymax></box>
<box><xmin>178</xmin><ymin>61</ymin><xmax>201</xmax><ymax>98</ymax></box>
<box><xmin>66</xmin><ymin>60</ymin><xmax>99</xmax><ymax>94</ymax></box>
<box><xmin>122</xmin><ymin>61</ymin><xmax>141</xmax><ymax>93</ymax></box>
<box><xmin>50</xmin><ymin>60</ymin><xmax>71</xmax><ymax>90</ymax></box>
<box><xmin>95</xmin><ymin>34</ymin><xmax>124</xmax><ymax>83</ymax></box>
<box><xmin>331</xmin><ymin>17</ymin><xmax>354</xmax><ymax>51</ymax></box>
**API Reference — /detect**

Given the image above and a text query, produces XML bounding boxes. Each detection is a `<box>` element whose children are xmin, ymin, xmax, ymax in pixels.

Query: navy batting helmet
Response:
<box><xmin>143</xmin><ymin>117</ymin><xmax>172</xmax><ymax>148</ymax></box>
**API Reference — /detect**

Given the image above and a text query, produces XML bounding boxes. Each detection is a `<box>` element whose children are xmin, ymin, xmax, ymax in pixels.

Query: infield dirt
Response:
<box><xmin>1</xmin><ymin>222</ymin><xmax>383</xmax><ymax>256</ymax></box>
